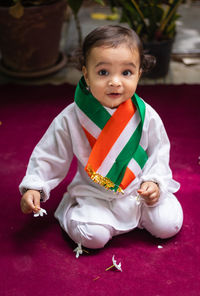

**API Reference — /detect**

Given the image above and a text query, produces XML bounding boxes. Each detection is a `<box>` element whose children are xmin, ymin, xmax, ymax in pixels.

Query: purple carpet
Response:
<box><xmin>0</xmin><ymin>83</ymin><xmax>200</xmax><ymax>296</ymax></box>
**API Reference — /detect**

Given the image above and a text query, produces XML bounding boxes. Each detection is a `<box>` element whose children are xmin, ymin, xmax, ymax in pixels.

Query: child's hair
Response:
<box><xmin>78</xmin><ymin>25</ymin><xmax>156</xmax><ymax>73</ymax></box>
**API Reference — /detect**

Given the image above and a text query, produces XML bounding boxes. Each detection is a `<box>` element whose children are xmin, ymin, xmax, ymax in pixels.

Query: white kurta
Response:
<box><xmin>19</xmin><ymin>100</ymin><xmax>180</xmax><ymax>232</ymax></box>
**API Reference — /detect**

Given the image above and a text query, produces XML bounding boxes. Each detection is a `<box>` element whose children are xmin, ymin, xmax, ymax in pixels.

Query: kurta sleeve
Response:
<box><xmin>140</xmin><ymin>104</ymin><xmax>180</xmax><ymax>199</ymax></box>
<box><xmin>19</xmin><ymin>109</ymin><xmax>74</xmax><ymax>201</ymax></box>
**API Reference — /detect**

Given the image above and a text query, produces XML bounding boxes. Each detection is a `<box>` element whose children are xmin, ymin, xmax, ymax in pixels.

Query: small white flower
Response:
<box><xmin>106</xmin><ymin>255</ymin><xmax>122</xmax><ymax>272</ymax></box>
<box><xmin>157</xmin><ymin>245</ymin><xmax>163</xmax><ymax>249</ymax></box>
<box><xmin>73</xmin><ymin>243</ymin><xmax>83</xmax><ymax>258</ymax></box>
<box><xmin>136</xmin><ymin>194</ymin><xmax>142</xmax><ymax>205</ymax></box>
<box><xmin>112</xmin><ymin>255</ymin><xmax>122</xmax><ymax>271</ymax></box>
<box><xmin>33</xmin><ymin>208</ymin><xmax>47</xmax><ymax>217</ymax></box>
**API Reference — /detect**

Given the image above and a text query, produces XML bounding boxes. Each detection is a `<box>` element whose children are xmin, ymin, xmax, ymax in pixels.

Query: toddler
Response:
<box><xmin>20</xmin><ymin>25</ymin><xmax>183</xmax><ymax>250</ymax></box>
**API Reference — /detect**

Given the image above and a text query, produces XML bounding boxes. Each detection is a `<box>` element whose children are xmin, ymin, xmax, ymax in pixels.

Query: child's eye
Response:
<box><xmin>98</xmin><ymin>69</ymin><xmax>109</xmax><ymax>76</ymax></box>
<box><xmin>123</xmin><ymin>70</ymin><xmax>132</xmax><ymax>76</ymax></box>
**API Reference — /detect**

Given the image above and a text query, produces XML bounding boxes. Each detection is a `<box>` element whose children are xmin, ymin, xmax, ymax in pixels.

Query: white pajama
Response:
<box><xmin>19</xmin><ymin>100</ymin><xmax>183</xmax><ymax>249</ymax></box>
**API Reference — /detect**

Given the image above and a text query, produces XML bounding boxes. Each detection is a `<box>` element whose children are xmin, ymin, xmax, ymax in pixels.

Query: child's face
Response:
<box><xmin>82</xmin><ymin>43</ymin><xmax>142</xmax><ymax>109</ymax></box>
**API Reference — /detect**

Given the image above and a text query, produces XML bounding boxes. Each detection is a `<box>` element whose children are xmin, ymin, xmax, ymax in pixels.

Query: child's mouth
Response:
<box><xmin>107</xmin><ymin>93</ymin><xmax>121</xmax><ymax>99</ymax></box>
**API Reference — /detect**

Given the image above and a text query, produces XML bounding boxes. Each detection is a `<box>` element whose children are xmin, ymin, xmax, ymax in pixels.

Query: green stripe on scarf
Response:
<box><xmin>134</xmin><ymin>145</ymin><xmax>148</xmax><ymax>169</ymax></box>
<box><xmin>75</xmin><ymin>76</ymin><xmax>110</xmax><ymax>129</ymax></box>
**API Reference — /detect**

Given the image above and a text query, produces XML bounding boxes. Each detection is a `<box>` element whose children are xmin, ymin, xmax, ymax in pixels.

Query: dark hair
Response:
<box><xmin>77</xmin><ymin>25</ymin><xmax>156</xmax><ymax>73</ymax></box>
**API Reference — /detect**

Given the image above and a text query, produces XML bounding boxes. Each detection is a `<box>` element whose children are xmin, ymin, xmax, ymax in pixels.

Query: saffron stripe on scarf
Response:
<box><xmin>87</xmin><ymin>99</ymin><xmax>136</xmax><ymax>172</ymax></box>
<box><xmin>120</xmin><ymin>167</ymin><xmax>136</xmax><ymax>189</ymax></box>
<box><xmin>120</xmin><ymin>155</ymin><xmax>146</xmax><ymax>189</ymax></box>
<box><xmin>82</xmin><ymin>126</ymin><xmax>96</xmax><ymax>148</ymax></box>
<box><xmin>97</xmin><ymin>110</ymin><xmax>140</xmax><ymax>176</ymax></box>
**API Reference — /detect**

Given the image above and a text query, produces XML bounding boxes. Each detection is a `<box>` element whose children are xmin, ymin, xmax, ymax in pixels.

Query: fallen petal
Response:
<box><xmin>157</xmin><ymin>245</ymin><xmax>163</xmax><ymax>249</ymax></box>
<box><xmin>111</xmin><ymin>255</ymin><xmax>122</xmax><ymax>272</ymax></box>
<box><xmin>73</xmin><ymin>243</ymin><xmax>83</xmax><ymax>258</ymax></box>
<box><xmin>93</xmin><ymin>276</ymin><xmax>100</xmax><ymax>281</ymax></box>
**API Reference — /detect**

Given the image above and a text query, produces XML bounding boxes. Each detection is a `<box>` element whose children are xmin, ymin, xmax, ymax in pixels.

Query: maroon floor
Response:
<box><xmin>0</xmin><ymin>83</ymin><xmax>199</xmax><ymax>296</ymax></box>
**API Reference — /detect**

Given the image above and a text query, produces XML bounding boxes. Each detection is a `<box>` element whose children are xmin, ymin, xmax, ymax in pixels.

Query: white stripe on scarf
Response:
<box><xmin>75</xmin><ymin>105</ymin><xmax>101</xmax><ymax>139</ymax></box>
<box><xmin>97</xmin><ymin>110</ymin><xmax>141</xmax><ymax>176</ymax></box>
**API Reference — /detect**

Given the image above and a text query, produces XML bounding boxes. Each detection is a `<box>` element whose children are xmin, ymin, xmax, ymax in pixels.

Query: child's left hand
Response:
<box><xmin>137</xmin><ymin>181</ymin><xmax>160</xmax><ymax>206</ymax></box>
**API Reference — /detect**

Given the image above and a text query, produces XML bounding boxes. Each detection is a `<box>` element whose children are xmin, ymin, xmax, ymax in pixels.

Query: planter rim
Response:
<box><xmin>0</xmin><ymin>52</ymin><xmax>67</xmax><ymax>78</ymax></box>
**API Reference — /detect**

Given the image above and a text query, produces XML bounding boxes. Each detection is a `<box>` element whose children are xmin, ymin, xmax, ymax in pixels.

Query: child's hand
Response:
<box><xmin>20</xmin><ymin>190</ymin><xmax>41</xmax><ymax>214</ymax></box>
<box><xmin>137</xmin><ymin>181</ymin><xmax>160</xmax><ymax>206</ymax></box>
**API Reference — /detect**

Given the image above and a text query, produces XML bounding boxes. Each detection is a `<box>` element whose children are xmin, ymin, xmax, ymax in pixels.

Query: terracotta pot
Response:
<box><xmin>143</xmin><ymin>39</ymin><xmax>174</xmax><ymax>78</ymax></box>
<box><xmin>0</xmin><ymin>0</ymin><xmax>67</xmax><ymax>75</ymax></box>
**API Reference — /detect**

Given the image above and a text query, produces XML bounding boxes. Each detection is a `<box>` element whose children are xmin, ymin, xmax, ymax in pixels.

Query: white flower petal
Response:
<box><xmin>112</xmin><ymin>255</ymin><xmax>122</xmax><ymax>272</ymax></box>
<box><xmin>73</xmin><ymin>243</ymin><xmax>83</xmax><ymax>258</ymax></box>
<box><xmin>112</xmin><ymin>255</ymin><xmax>116</xmax><ymax>265</ymax></box>
<box><xmin>136</xmin><ymin>194</ymin><xmax>142</xmax><ymax>205</ymax></box>
<box><xmin>40</xmin><ymin>208</ymin><xmax>47</xmax><ymax>215</ymax></box>
<box><xmin>33</xmin><ymin>207</ymin><xmax>47</xmax><ymax>218</ymax></box>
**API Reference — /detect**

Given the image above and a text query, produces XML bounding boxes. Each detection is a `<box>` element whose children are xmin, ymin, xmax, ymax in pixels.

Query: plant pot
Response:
<box><xmin>0</xmin><ymin>0</ymin><xmax>67</xmax><ymax>77</ymax></box>
<box><xmin>143</xmin><ymin>39</ymin><xmax>174</xmax><ymax>79</ymax></box>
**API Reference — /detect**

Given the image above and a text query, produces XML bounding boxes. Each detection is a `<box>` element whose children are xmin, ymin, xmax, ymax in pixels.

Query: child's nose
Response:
<box><xmin>108</xmin><ymin>77</ymin><xmax>121</xmax><ymax>87</ymax></box>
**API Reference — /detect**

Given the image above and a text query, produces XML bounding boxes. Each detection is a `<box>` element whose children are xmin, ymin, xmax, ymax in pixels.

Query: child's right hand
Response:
<box><xmin>20</xmin><ymin>189</ymin><xmax>41</xmax><ymax>214</ymax></box>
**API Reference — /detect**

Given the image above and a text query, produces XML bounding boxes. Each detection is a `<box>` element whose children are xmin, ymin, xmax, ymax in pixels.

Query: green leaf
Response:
<box><xmin>94</xmin><ymin>0</ymin><xmax>105</xmax><ymax>5</ymax></box>
<box><xmin>106</xmin><ymin>0</ymin><xmax>182</xmax><ymax>41</ymax></box>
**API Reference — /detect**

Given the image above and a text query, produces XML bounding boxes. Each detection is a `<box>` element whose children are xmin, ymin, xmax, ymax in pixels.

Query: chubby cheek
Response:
<box><xmin>89</xmin><ymin>81</ymin><xmax>104</xmax><ymax>94</ymax></box>
<box><xmin>125</xmin><ymin>81</ymin><xmax>137</xmax><ymax>95</ymax></box>
<box><xmin>90</xmin><ymin>87</ymin><xmax>102</xmax><ymax>101</ymax></box>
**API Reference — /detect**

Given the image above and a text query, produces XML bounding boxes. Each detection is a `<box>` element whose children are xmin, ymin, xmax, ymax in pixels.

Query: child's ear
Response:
<box><xmin>82</xmin><ymin>66</ymin><xmax>89</xmax><ymax>86</ymax></box>
<box><xmin>139</xmin><ymin>68</ymin><xmax>143</xmax><ymax>79</ymax></box>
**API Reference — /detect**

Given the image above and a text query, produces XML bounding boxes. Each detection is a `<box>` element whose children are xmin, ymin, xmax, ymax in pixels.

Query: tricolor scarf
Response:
<box><xmin>75</xmin><ymin>77</ymin><xmax>148</xmax><ymax>193</ymax></box>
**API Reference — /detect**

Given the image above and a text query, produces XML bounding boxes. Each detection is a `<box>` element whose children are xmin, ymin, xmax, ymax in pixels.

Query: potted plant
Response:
<box><xmin>107</xmin><ymin>0</ymin><xmax>183</xmax><ymax>78</ymax></box>
<box><xmin>0</xmin><ymin>0</ymin><xmax>104</xmax><ymax>78</ymax></box>
<box><xmin>0</xmin><ymin>0</ymin><xmax>69</xmax><ymax>78</ymax></box>
<box><xmin>68</xmin><ymin>0</ymin><xmax>104</xmax><ymax>47</ymax></box>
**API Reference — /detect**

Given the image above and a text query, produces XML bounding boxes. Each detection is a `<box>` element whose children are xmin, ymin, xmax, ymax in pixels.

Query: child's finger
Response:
<box><xmin>25</xmin><ymin>190</ymin><xmax>40</xmax><ymax>211</ymax></box>
<box><xmin>27</xmin><ymin>199</ymin><xmax>37</xmax><ymax>212</ymax></box>
<box><xmin>148</xmin><ymin>191</ymin><xmax>159</xmax><ymax>199</ymax></box>
<box><xmin>139</xmin><ymin>183</ymin><xmax>149</xmax><ymax>191</ymax></box>
<box><xmin>137</xmin><ymin>187</ymin><xmax>148</xmax><ymax>195</ymax></box>
<box><xmin>20</xmin><ymin>197</ymin><xmax>35</xmax><ymax>214</ymax></box>
<box><xmin>138</xmin><ymin>187</ymin><xmax>153</xmax><ymax>196</ymax></box>
<box><xmin>33</xmin><ymin>197</ymin><xmax>41</xmax><ymax>212</ymax></box>
<box><xmin>145</xmin><ymin>193</ymin><xmax>159</xmax><ymax>205</ymax></box>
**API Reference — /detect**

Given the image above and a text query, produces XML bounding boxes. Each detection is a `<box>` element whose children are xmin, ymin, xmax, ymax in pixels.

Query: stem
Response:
<box><xmin>130</xmin><ymin>0</ymin><xmax>149</xmax><ymax>32</ymax></box>
<box><xmin>74</xmin><ymin>13</ymin><xmax>82</xmax><ymax>47</ymax></box>
<box><xmin>105</xmin><ymin>264</ymin><xmax>114</xmax><ymax>271</ymax></box>
<box><xmin>159</xmin><ymin>0</ymin><xmax>182</xmax><ymax>34</ymax></box>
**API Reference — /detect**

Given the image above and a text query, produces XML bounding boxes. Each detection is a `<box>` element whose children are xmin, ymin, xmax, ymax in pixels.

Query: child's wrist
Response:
<box><xmin>23</xmin><ymin>188</ymin><xmax>44</xmax><ymax>201</ymax></box>
<box><xmin>141</xmin><ymin>180</ymin><xmax>159</xmax><ymax>187</ymax></box>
